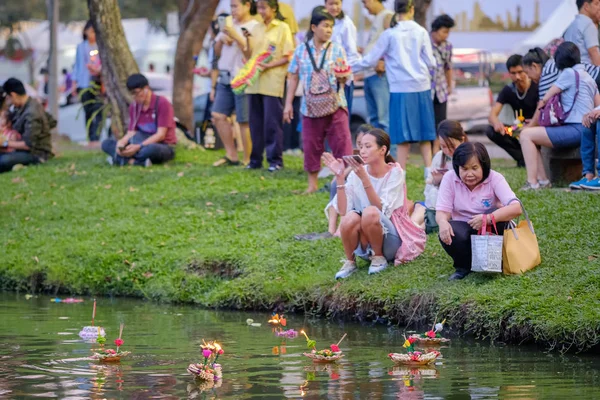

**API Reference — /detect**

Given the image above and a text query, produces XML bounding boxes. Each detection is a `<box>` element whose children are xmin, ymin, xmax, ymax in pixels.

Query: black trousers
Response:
<box><xmin>433</xmin><ymin>95</ymin><xmax>447</xmax><ymax>129</ymax></box>
<box><xmin>283</xmin><ymin>96</ymin><xmax>301</xmax><ymax>151</ymax></box>
<box><xmin>485</xmin><ymin>124</ymin><xmax>525</xmax><ymax>167</ymax></box>
<box><xmin>439</xmin><ymin>220</ymin><xmax>506</xmax><ymax>273</ymax></box>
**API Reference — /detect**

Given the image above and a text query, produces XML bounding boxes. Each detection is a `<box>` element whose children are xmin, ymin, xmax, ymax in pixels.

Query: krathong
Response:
<box><xmin>79</xmin><ymin>299</ymin><xmax>106</xmax><ymax>340</ymax></box>
<box><xmin>231</xmin><ymin>44</ymin><xmax>276</xmax><ymax>95</ymax></box>
<box><xmin>302</xmin><ymin>331</ymin><xmax>346</xmax><ymax>363</ymax></box>
<box><xmin>388</xmin><ymin>336</ymin><xmax>440</xmax><ymax>366</ymax></box>
<box><xmin>187</xmin><ymin>340</ymin><xmax>224</xmax><ymax>383</ymax></box>
<box><xmin>91</xmin><ymin>323</ymin><xmax>131</xmax><ymax>362</ymax></box>
<box><xmin>409</xmin><ymin>319</ymin><xmax>450</xmax><ymax>345</ymax></box>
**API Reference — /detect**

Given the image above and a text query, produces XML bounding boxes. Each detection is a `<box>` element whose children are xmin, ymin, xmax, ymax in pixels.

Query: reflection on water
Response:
<box><xmin>0</xmin><ymin>293</ymin><xmax>599</xmax><ymax>399</ymax></box>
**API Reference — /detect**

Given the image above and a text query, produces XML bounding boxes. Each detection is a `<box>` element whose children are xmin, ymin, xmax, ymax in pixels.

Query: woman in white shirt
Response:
<box><xmin>211</xmin><ymin>0</ymin><xmax>259</xmax><ymax>167</ymax></box>
<box><xmin>323</xmin><ymin>129</ymin><xmax>405</xmax><ymax>280</ymax></box>
<box><xmin>351</xmin><ymin>0</ymin><xmax>436</xmax><ymax>176</ymax></box>
<box><xmin>324</xmin><ymin>0</ymin><xmax>360</xmax><ymax>114</ymax></box>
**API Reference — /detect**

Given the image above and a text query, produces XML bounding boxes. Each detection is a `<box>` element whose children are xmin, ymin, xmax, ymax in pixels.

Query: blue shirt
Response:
<box><xmin>72</xmin><ymin>41</ymin><xmax>99</xmax><ymax>89</ymax></box>
<box><xmin>563</xmin><ymin>14</ymin><xmax>599</xmax><ymax>65</ymax></box>
<box><xmin>288</xmin><ymin>39</ymin><xmax>348</xmax><ymax>116</ymax></box>
<box><xmin>352</xmin><ymin>20</ymin><xmax>436</xmax><ymax>93</ymax></box>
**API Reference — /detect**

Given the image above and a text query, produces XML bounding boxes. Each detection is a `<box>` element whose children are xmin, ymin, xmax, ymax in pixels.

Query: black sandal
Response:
<box><xmin>213</xmin><ymin>157</ymin><xmax>242</xmax><ymax>167</ymax></box>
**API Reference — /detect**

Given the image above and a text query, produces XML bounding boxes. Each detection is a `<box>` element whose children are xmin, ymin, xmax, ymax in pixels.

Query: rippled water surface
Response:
<box><xmin>1</xmin><ymin>293</ymin><xmax>599</xmax><ymax>399</ymax></box>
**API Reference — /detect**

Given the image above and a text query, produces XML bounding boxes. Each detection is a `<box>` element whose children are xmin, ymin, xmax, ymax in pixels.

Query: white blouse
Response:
<box><xmin>424</xmin><ymin>151</ymin><xmax>451</xmax><ymax>209</ymax></box>
<box><xmin>325</xmin><ymin>165</ymin><xmax>405</xmax><ymax>219</ymax></box>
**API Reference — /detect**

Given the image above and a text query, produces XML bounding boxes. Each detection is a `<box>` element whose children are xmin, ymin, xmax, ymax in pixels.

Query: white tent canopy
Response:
<box><xmin>513</xmin><ymin>0</ymin><xmax>578</xmax><ymax>54</ymax></box>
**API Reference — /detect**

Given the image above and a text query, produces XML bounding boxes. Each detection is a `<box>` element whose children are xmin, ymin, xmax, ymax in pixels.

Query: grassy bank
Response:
<box><xmin>1</xmin><ymin>147</ymin><xmax>599</xmax><ymax>352</ymax></box>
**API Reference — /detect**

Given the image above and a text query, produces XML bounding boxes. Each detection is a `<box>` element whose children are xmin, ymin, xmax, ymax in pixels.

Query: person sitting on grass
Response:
<box><xmin>0</xmin><ymin>109</ymin><xmax>21</xmax><ymax>153</ymax></box>
<box><xmin>323</xmin><ymin>128</ymin><xmax>425</xmax><ymax>280</ymax></box>
<box><xmin>101</xmin><ymin>73</ymin><xmax>177</xmax><ymax>167</ymax></box>
<box><xmin>0</xmin><ymin>79</ymin><xmax>54</xmax><ymax>174</ymax></box>
<box><xmin>285</xmin><ymin>7</ymin><xmax>353</xmax><ymax>193</ymax></box>
<box><xmin>412</xmin><ymin>120</ymin><xmax>467</xmax><ymax>234</ymax></box>
<box><xmin>436</xmin><ymin>142</ymin><xmax>522</xmax><ymax>281</ymax></box>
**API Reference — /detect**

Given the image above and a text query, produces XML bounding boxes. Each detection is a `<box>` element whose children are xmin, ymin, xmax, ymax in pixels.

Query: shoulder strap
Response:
<box><xmin>154</xmin><ymin>95</ymin><xmax>160</xmax><ymax>126</ymax></box>
<box><xmin>306</xmin><ymin>41</ymin><xmax>332</xmax><ymax>72</ymax></box>
<box><xmin>564</xmin><ymin>70</ymin><xmax>580</xmax><ymax>117</ymax></box>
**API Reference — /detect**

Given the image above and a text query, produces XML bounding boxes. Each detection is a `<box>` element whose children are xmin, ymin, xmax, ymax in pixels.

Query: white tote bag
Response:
<box><xmin>471</xmin><ymin>216</ymin><xmax>503</xmax><ymax>273</ymax></box>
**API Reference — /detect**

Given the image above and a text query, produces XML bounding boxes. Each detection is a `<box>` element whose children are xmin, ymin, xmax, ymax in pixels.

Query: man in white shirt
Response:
<box><xmin>563</xmin><ymin>0</ymin><xmax>600</xmax><ymax>66</ymax></box>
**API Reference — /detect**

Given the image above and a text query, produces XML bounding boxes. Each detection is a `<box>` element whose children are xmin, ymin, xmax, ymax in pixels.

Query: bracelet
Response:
<box><xmin>337</xmin><ymin>184</ymin><xmax>345</xmax><ymax>189</ymax></box>
<box><xmin>363</xmin><ymin>184</ymin><xmax>372</xmax><ymax>190</ymax></box>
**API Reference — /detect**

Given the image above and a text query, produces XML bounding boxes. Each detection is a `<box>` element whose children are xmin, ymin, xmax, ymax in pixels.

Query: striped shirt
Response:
<box><xmin>538</xmin><ymin>59</ymin><xmax>599</xmax><ymax>99</ymax></box>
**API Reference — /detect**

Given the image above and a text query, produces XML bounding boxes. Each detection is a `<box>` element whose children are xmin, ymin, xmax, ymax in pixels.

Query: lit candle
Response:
<box><xmin>300</xmin><ymin>330</ymin><xmax>310</xmax><ymax>341</ymax></box>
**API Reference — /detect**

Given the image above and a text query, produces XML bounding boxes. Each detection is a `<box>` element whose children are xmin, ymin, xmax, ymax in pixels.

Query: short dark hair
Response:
<box><xmin>307</xmin><ymin>7</ymin><xmax>335</xmax><ymax>40</ymax></box>
<box><xmin>431</xmin><ymin>14</ymin><xmax>455</xmax><ymax>32</ymax></box>
<box><xmin>506</xmin><ymin>54</ymin><xmax>523</xmax><ymax>71</ymax></box>
<box><xmin>394</xmin><ymin>0</ymin><xmax>413</xmax><ymax>14</ymax></box>
<box><xmin>577</xmin><ymin>0</ymin><xmax>593</xmax><ymax>10</ymax></box>
<box><xmin>2</xmin><ymin>78</ymin><xmax>26</xmax><ymax>96</ymax></box>
<box><xmin>126</xmin><ymin>74</ymin><xmax>149</xmax><ymax>91</ymax></box>
<box><xmin>555</xmin><ymin>41</ymin><xmax>581</xmax><ymax>70</ymax></box>
<box><xmin>356</xmin><ymin>123</ymin><xmax>374</xmax><ymax>135</ymax></box>
<box><xmin>523</xmin><ymin>47</ymin><xmax>550</xmax><ymax>67</ymax></box>
<box><xmin>452</xmin><ymin>142</ymin><xmax>491</xmax><ymax>183</ymax></box>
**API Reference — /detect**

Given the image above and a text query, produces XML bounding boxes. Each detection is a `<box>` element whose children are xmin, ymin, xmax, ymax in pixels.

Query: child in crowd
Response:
<box><xmin>285</xmin><ymin>7</ymin><xmax>353</xmax><ymax>193</ymax></box>
<box><xmin>324</xmin><ymin>0</ymin><xmax>360</xmax><ymax>115</ymax></box>
<box><xmin>350</xmin><ymin>0</ymin><xmax>436</xmax><ymax>177</ymax></box>
<box><xmin>412</xmin><ymin>120</ymin><xmax>467</xmax><ymax>233</ymax></box>
<box><xmin>323</xmin><ymin>129</ymin><xmax>426</xmax><ymax>279</ymax></box>
<box><xmin>0</xmin><ymin>111</ymin><xmax>21</xmax><ymax>153</ymax></box>
<box><xmin>245</xmin><ymin>0</ymin><xmax>295</xmax><ymax>171</ymax></box>
<box><xmin>211</xmin><ymin>0</ymin><xmax>259</xmax><ymax>167</ymax></box>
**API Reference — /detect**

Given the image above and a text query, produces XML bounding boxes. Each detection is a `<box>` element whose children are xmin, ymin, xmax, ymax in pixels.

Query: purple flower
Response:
<box><xmin>202</xmin><ymin>349</ymin><xmax>212</xmax><ymax>359</ymax></box>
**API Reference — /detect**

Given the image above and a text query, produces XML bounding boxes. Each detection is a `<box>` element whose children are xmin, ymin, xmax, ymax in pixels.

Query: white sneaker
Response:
<box><xmin>106</xmin><ymin>156</ymin><xmax>114</xmax><ymax>166</ymax></box>
<box><xmin>335</xmin><ymin>260</ymin><xmax>357</xmax><ymax>280</ymax></box>
<box><xmin>144</xmin><ymin>158</ymin><xmax>152</xmax><ymax>168</ymax></box>
<box><xmin>368</xmin><ymin>256</ymin><xmax>388</xmax><ymax>275</ymax></box>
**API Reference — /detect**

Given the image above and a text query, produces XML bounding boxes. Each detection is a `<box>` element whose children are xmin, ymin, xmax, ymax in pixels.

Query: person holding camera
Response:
<box><xmin>101</xmin><ymin>74</ymin><xmax>177</xmax><ymax>167</ymax></box>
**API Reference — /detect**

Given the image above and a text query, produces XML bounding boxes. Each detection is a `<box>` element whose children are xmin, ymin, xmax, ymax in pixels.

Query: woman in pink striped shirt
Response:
<box><xmin>435</xmin><ymin>142</ymin><xmax>522</xmax><ymax>280</ymax></box>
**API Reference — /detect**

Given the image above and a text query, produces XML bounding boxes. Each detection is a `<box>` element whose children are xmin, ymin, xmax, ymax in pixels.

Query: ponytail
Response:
<box><xmin>365</xmin><ymin>128</ymin><xmax>396</xmax><ymax>164</ymax></box>
<box><xmin>523</xmin><ymin>47</ymin><xmax>550</xmax><ymax>67</ymax></box>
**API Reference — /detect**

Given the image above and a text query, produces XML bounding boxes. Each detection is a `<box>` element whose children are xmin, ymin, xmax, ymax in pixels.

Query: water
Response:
<box><xmin>1</xmin><ymin>293</ymin><xmax>599</xmax><ymax>399</ymax></box>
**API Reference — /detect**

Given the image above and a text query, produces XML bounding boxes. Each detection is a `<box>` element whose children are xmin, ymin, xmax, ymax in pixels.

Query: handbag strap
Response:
<box><xmin>489</xmin><ymin>215</ymin><xmax>500</xmax><ymax>235</ymax></box>
<box><xmin>478</xmin><ymin>213</ymin><xmax>487</xmax><ymax>235</ymax></box>
<box><xmin>507</xmin><ymin>198</ymin><xmax>535</xmax><ymax>234</ymax></box>
<box><xmin>306</xmin><ymin>40</ymin><xmax>332</xmax><ymax>72</ymax></box>
<box><xmin>563</xmin><ymin>70</ymin><xmax>580</xmax><ymax>117</ymax></box>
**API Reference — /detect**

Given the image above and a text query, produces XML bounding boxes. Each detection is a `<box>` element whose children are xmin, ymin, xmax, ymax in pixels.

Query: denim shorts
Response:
<box><xmin>352</xmin><ymin>208</ymin><xmax>402</xmax><ymax>262</ymax></box>
<box><xmin>545</xmin><ymin>123</ymin><xmax>584</xmax><ymax>148</ymax></box>
<box><xmin>212</xmin><ymin>83</ymin><xmax>249</xmax><ymax>123</ymax></box>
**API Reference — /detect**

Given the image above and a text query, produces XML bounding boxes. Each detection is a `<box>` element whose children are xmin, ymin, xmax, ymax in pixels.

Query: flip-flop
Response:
<box><xmin>213</xmin><ymin>157</ymin><xmax>242</xmax><ymax>167</ymax></box>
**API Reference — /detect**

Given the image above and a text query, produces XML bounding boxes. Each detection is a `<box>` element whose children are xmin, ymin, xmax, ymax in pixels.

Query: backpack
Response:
<box><xmin>538</xmin><ymin>70</ymin><xmax>579</xmax><ymax>127</ymax></box>
<box><xmin>304</xmin><ymin>41</ymin><xmax>339</xmax><ymax>119</ymax></box>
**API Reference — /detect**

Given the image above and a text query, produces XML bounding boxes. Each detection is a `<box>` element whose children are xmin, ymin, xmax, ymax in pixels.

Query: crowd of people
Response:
<box><xmin>4</xmin><ymin>0</ymin><xmax>600</xmax><ymax>282</ymax></box>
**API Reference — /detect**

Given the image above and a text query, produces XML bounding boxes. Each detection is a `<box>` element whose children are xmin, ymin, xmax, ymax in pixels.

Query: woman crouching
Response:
<box><xmin>323</xmin><ymin>129</ymin><xmax>425</xmax><ymax>280</ymax></box>
<box><xmin>436</xmin><ymin>142</ymin><xmax>522</xmax><ymax>280</ymax></box>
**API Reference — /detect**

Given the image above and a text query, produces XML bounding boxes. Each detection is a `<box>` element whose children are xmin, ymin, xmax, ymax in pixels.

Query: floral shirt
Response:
<box><xmin>430</xmin><ymin>37</ymin><xmax>453</xmax><ymax>103</ymax></box>
<box><xmin>288</xmin><ymin>39</ymin><xmax>347</xmax><ymax>116</ymax></box>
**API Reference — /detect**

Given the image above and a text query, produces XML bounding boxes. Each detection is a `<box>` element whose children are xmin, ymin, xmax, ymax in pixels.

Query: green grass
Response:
<box><xmin>1</xmin><ymin>147</ymin><xmax>599</xmax><ymax>352</ymax></box>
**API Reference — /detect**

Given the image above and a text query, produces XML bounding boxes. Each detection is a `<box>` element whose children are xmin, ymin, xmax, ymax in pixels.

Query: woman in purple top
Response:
<box><xmin>436</xmin><ymin>142</ymin><xmax>522</xmax><ymax>280</ymax></box>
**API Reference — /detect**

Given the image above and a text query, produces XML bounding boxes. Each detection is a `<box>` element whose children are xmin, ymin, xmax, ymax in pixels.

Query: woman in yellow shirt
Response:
<box><xmin>245</xmin><ymin>0</ymin><xmax>294</xmax><ymax>171</ymax></box>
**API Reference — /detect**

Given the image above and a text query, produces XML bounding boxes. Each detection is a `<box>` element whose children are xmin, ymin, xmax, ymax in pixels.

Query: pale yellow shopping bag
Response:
<box><xmin>503</xmin><ymin>199</ymin><xmax>541</xmax><ymax>275</ymax></box>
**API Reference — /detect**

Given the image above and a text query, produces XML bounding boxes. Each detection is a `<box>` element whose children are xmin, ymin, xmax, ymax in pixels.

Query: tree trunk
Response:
<box><xmin>173</xmin><ymin>0</ymin><xmax>219</xmax><ymax>131</ymax></box>
<box><xmin>88</xmin><ymin>0</ymin><xmax>139</xmax><ymax>138</ymax></box>
<box><xmin>414</xmin><ymin>0</ymin><xmax>433</xmax><ymax>29</ymax></box>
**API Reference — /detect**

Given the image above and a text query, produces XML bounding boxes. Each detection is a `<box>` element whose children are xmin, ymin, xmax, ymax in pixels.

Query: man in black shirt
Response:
<box><xmin>486</xmin><ymin>54</ymin><xmax>539</xmax><ymax>167</ymax></box>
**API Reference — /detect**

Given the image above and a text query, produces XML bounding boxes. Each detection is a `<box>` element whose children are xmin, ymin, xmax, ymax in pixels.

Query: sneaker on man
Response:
<box><xmin>581</xmin><ymin>177</ymin><xmax>600</xmax><ymax>191</ymax></box>
<box><xmin>335</xmin><ymin>260</ymin><xmax>357</xmax><ymax>280</ymax></box>
<box><xmin>569</xmin><ymin>177</ymin><xmax>589</xmax><ymax>190</ymax></box>
<box><xmin>106</xmin><ymin>156</ymin><xmax>114</xmax><ymax>166</ymax></box>
<box><xmin>144</xmin><ymin>158</ymin><xmax>152</xmax><ymax>168</ymax></box>
<box><xmin>368</xmin><ymin>256</ymin><xmax>388</xmax><ymax>275</ymax></box>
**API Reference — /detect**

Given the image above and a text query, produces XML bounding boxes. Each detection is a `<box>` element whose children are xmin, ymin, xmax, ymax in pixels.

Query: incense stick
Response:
<box><xmin>336</xmin><ymin>333</ymin><xmax>347</xmax><ymax>346</ymax></box>
<box><xmin>92</xmin><ymin>299</ymin><xmax>96</xmax><ymax>326</ymax></box>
